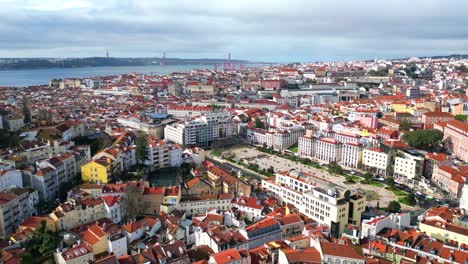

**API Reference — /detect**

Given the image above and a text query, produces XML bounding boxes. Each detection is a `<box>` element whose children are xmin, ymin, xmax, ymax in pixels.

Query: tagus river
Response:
<box><xmin>0</xmin><ymin>64</ymin><xmax>215</xmax><ymax>87</ymax></box>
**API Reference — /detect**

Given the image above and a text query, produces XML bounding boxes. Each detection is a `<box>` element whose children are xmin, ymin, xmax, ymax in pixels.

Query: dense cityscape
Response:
<box><xmin>0</xmin><ymin>56</ymin><xmax>467</xmax><ymax>264</ymax></box>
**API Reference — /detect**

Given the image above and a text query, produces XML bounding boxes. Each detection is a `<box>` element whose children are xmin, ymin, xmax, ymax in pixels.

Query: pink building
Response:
<box><xmin>443</xmin><ymin>120</ymin><xmax>468</xmax><ymax>162</ymax></box>
<box><xmin>261</xmin><ymin>79</ymin><xmax>281</xmax><ymax>90</ymax></box>
<box><xmin>422</xmin><ymin>112</ymin><xmax>455</xmax><ymax>129</ymax></box>
<box><xmin>356</xmin><ymin>116</ymin><xmax>378</xmax><ymax>129</ymax></box>
<box><xmin>432</xmin><ymin>165</ymin><xmax>468</xmax><ymax>197</ymax></box>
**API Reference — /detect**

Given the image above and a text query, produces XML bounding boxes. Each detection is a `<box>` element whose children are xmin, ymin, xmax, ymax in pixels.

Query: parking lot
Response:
<box><xmin>221</xmin><ymin>146</ymin><xmax>400</xmax><ymax>207</ymax></box>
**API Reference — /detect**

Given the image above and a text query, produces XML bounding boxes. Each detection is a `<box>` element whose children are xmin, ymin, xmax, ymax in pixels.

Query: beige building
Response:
<box><xmin>262</xmin><ymin>169</ymin><xmax>365</xmax><ymax>237</ymax></box>
<box><xmin>49</xmin><ymin>197</ymin><xmax>106</xmax><ymax>230</ymax></box>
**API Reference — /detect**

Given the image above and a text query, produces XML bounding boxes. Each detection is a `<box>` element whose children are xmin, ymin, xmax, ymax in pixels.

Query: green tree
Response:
<box><xmin>377</xmin><ymin>112</ymin><xmax>384</xmax><ymax>118</ymax></box>
<box><xmin>21</xmin><ymin>253</ymin><xmax>35</xmax><ymax>264</ymax></box>
<box><xmin>135</xmin><ymin>132</ymin><xmax>149</xmax><ymax>165</ymax></box>
<box><xmin>22</xmin><ymin>98</ymin><xmax>31</xmax><ymax>124</ymax></box>
<box><xmin>402</xmin><ymin>129</ymin><xmax>443</xmax><ymax>149</ymax></box>
<box><xmin>385</xmin><ymin>177</ymin><xmax>395</xmax><ymax>187</ymax></box>
<box><xmin>23</xmin><ymin>220</ymin><xmax>59</xmax><ymax>258</ymax></box>
<box><xmin>255</xmin><ymin>118</ymin><xmax>264</xmax><ymax>129</ymax></box>
<box><xmin>328</xmin><ymin>162</ymin><xmax>343</xmax><ymax>175</ymax></box>
<box><xmin>387</xmin><ymin>201</ymin><xmax>401</xmax><ymax>213</ymax></box>
<box><xmin>406</xmin><ymin>194</ymin><xmax>417</xmax><ymax>206</ymax></box>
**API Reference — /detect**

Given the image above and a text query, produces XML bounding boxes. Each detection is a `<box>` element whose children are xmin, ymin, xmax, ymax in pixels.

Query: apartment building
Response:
<box><xmin>164</xmin><ymin>112</ymin><xmax>234</xmax><ymax>147</ymax></box>
<box><xmin>167</xmin><ymin>105</ymin><xmax>213</xmax><ymax>118</ymax></box>
<box><xmin>242</xmin><ymin>218</ymin><xmax>282</xmax><ymax>249</ymax></box>
<box><xmin>362</xmin><ymin>148</ymin><xmax>389</xmax><ymax>176</ymax></box>
<box><xmin>418</xmin><ymin>206</ymin><xmax>467</xmax><ymax>246</ymax></box>
<box><xmin>0</xmin><ymin>188</ymin><xmax>38</xmax><ymax>238</ymax></box>
<box><xmin>315</xmin><ymin>138</ymin><xmax>342</xmax><ymax>163</ymax></box>
<box><xmin>432</xmin><ymin>165</ymin><xmax>468</xmax><ymax>197</ymax></box>
<box><xmin>185</xmin><ymin>80</ymin><xmax>217</xmax><ymax>95</ymax></box>
<box><xmin>36</xmin><ymin>153</ymin><xmax>78</xmax><ymax>186</ymax></box>
<box><xmin>49</xmin><ymin>196</ymin><xmax>106</xmax><ymax>230</ymax></box>
<box><xmin>393</xmin><ymin>149</ymin><xmax>425</xmax><ymax>182</ymax></box>
<box><xmin>0</xmin><ymin>170</ymin><xmax>23</xmax><ymax>190</ymax></box>
<box><xmin>145</xmin><ymin>136</ymin><xmax>182</xmax><ymax>169</ymax></box>
<box><xmin>178</xmin><ymin>193</ymin><xmax>233</xmax><ymax>216</ymax></box>
<box><xmin>340</xmin><ymin>142</ymin><xmax>362</xmax><ymax>168</ymax></box>
<box><xmin>421</xmin><ymin>111</ymin><xmax>455</xmax><ymax>129</ymax></box>
<box><xmin>298</xmin><ymin>135</ymin><xmax>316</xmax><ymax>158</ymax></box>
<box><xmin>443</xmin><ymin>119</ymin><xmax>468</xmax><ymax>162</ymax></box>
<box><xmin>334</xmin><ymin>132</ymin><xmax>360</xmax><ymax>144</ymax></box>
<box><xmin>424</xmin><ymin>152</ymin><xmax>451</xmax><ymax>179</ymax></box>
<box><xmin>262</xmin><ymin>169</ymin><xmax>365</xmax><ymax>237</ymax></box>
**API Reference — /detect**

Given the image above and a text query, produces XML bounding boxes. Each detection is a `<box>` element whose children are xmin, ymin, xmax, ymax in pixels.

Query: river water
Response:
<box><xmin>0</xmin><ymin>64</ymin><xmax>215</xmax><ymax>87</ymax></box>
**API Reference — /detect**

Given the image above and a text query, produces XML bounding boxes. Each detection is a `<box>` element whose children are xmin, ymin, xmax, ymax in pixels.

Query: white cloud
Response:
<box><xmin>0</xmin><ymin>0</ymin><xmax>467</xmax><ymax>60</ymax></box>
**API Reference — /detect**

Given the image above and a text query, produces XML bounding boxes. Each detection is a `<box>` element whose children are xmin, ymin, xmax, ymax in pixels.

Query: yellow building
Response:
<box><xmin>79</xmin><ymin>223</ymin><xmax>108</xmax><ymax>256</ymax></box>
<box><xmin>391</xmin><ymin>102</ymin><xmax>410</xmax><ymax>113</ymax></box>
<box><xmin>418</xmin><ymin>220</ymin><xmax>468</xmax><ymax>246</ymax></box>
<box><xmin>81</xmin><ymin>159</ymin><xmax>111</xmax><ymax>183</ymax></box>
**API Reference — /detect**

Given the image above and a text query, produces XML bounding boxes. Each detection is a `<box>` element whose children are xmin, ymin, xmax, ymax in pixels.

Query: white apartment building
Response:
<box><xmin>177</xmin><ymin>194</ymin><xmax>233</xmax><ymax>216</ymax></box>
<box><xmin>298</xmin><ymin>135</ymin><xmax>316</xmax><ymax>158</ymax></box>
<box><xmin>262</xmin><ymin>169</ymin><xmax>365</xmax><ymax>237</ymax></box>
<box><xmin>362</xmin><ymin>148</ymin><xmax>389</xmax><ymax>176</ymax></box>
<box><xmin>167</xmin><ymin>105</ymin><xmax>213</xmax><ymax>118</ymax></box>
<box><xmin>0</xmin><ymin>170</ymin><xmax>23</xmax><ymax>190</ymax></box>
<box><xmin>36</xmin><ymin>153</ymin><xmax>78</xmax><ymax>186</ymax></box>
<box><xmin>145</xmin><ymin>137</ymin><xmax>182</xmax><ymax>169</ymax></box>
<box><xmin>393</xmin><ymin>149</ymin><xmax>425</xmax><ymax>181</ymax></box>
<box><xmin>340</xmin><ymin>142</ymin><xmax>362</xmax><ymax>168</ymax></box>
<box><xmin>315</xmin><ymin>138</ymin><xmax>342</xmax><ymax>163</ymax></box>
<box><xmin>334</xmin><ymin>132</ymin><xmax>360</xmax><ymax>144</ymax></box>
<box><xmin>247</xmin><ymin>127</ymin><xmax>305</xmax><ymax>152</ymax></box>
<box><xmin>164</xmin><ymin>112</ymin><xmax>234</xmax><ymax>147</ymax></box>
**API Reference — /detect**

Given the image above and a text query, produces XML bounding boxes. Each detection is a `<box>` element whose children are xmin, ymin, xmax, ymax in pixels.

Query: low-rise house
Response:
<box><xmin>275</xmin><ymin>214</ymin><xmax>304</xmax><ymax>239</ymax></box>
<box><xmin>209</xmin><ymin>248</ymin><xmax>250</xmax><ymax>264</ymax></box>
<box><xmin>231</xmin><ymin>196</ymin><xmax>263</xmax><ymax>221</ymax></box>
<box><xmin>361</xmin><ymin>213</ymin><xmax>411</xmax><ymax>239</ymax></box>
<box><xmin>53</xmin><ymin>243</ymin><xmax>94</xmax><ymax>264</ymax></box>
<box><xmin>315</xmin><ymin>240</ymin><xmax>365</xmax><ymax>264</ymax></box>
<box><xmin>123</xmin><ymin>217</ymin><xmax>161</xmax><ymax>242</ymax></box>
<box><xmin>195</xmin><ymin>225</ymin><xmax>248</xmax><ymax>253</ymax></box>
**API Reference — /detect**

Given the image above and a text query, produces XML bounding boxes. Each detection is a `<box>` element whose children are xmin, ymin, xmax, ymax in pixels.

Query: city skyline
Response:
<box><xmin>1</xmin><ymin>0</ymin><xmax>468</xmax><ymax>62</ymax></box>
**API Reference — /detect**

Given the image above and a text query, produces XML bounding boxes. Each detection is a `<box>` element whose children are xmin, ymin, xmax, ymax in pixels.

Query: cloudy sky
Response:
<box><xmin>1</xmin><ymin>0</ymin><xmax>467</xmax><ymax>62</ymax></box>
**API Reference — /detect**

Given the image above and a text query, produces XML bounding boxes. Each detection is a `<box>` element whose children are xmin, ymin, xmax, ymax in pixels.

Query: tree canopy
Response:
<box><xmin>22</xmin><ymin>220</ymin><xmax>58</xmax><ymax>260</ymax></box>
<box><xmin>387</xmin><ymin>201</ymin><xmax>401</xmax><ymax>213</ymax></box>
<box><xmin>402</xmin><ymin>129</ymin><xmax>443</xmax><ymax>149</ymax></box>
<box><xmin>328</xmin><ymin>162</ymin><xmax>343</xmax><ymax>175</ymax></box>
<box><xmin>135</xmin><ymin>132</ymin><xmax>149</xmax><ymax>164</ymax></box>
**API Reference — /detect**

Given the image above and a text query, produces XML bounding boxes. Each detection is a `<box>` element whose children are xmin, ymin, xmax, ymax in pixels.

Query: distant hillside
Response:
<box><xmin>0</xmin><ymin>57</ymin><xmax>250</xmax><ymax>70</ymax></box>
